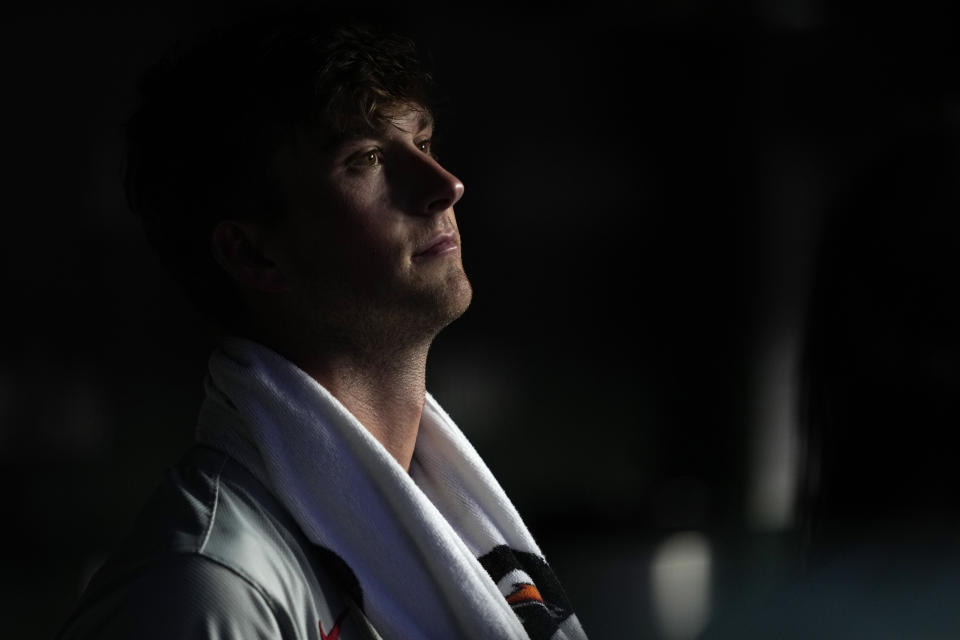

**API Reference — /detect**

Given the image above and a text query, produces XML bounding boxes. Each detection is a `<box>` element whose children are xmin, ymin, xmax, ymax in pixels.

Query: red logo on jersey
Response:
<box><xmin>320</xmin><ymin>608</ymin><xmax>348</xmax><ymax>640</ymax></box>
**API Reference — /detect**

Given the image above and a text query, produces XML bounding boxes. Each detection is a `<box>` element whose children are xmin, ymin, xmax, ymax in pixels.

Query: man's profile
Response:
<box><xmin>56</xmin><ymin>13</ymin><xmax>587</xmax><ymax>640</ymax></box>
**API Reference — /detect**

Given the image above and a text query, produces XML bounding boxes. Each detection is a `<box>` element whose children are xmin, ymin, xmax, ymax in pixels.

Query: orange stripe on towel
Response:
<box><xmin>506</xmin><ymin>584</ymin><xmax>544</xmax><ymax>605</ymax></box>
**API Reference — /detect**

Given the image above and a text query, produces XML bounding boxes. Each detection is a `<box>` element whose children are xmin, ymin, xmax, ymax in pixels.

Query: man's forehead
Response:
<box><xmin>354</xmin><ymin>105</ymin><xmax>434</xmax><ymax>139</ymax></box>
<box><xmin>399</xmin><ymin>109</ymin><xmax>434</xmax><ymax>133</ymax></box>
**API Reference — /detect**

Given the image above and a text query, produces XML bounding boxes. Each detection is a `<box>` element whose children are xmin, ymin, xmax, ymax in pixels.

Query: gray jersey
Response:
<box><xmin>57</xmin><ymin>446</ymin><xmax>381</xmax><ymax>640</ymax></box>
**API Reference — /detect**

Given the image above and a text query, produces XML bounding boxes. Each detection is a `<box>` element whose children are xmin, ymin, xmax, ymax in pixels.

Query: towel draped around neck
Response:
<box><xmin>196</xmin><ymin>337</ymin><xmax>587</xmax><ymax>640</ymax></box>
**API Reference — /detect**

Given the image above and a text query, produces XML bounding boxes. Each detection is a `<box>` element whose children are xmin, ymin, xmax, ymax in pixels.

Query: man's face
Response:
<box><xmin>267</xmin><ymin>104</ymin><xmax>472</xmax><ymax>345</ymax></box>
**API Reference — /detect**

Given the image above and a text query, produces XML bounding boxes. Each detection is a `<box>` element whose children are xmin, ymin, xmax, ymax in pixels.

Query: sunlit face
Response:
<box><xmin>267</xmin><ymin>104</ymin><xmax>472</xmax><ymax>346</ymax></box>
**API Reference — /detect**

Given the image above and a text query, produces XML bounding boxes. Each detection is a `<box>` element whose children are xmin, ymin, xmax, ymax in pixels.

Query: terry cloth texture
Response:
<box><xmin>197</xmin><ymin>336</ymin><xmax>588</xmax><ymax>640</ymax></box>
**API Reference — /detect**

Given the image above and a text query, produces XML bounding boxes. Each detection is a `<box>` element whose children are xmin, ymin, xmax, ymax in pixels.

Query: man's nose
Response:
<box><xmin>400</xmin><ymin>151</ymin><xmax>465</xmax><ymax>216</ymax></box>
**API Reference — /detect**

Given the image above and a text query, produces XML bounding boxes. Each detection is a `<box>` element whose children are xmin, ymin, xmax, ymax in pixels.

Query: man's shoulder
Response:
<box><xmin>90</xmin><ymin>446</ymin><xmax>322</xmax><ymax>595</ymax></box>
<box><xmin>58</xmin><ymin>552</ymin><xmax>284</xmax><ymax>639</ymax></box>
<box><xmin>58</xmin><ymin>446</ymin><xmax>361</xmax><ymax>639</ymax></box>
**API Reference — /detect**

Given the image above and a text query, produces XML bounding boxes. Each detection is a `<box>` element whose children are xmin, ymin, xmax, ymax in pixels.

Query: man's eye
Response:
<box><xmin>416</xmin><ymin>139</ymin><xmax>432</xmax><ymax>154</ymax></box>
<box><xmin>349</xmin><ymin>149</ymin><xmax>382</xmax><ymax>168</ymax></box>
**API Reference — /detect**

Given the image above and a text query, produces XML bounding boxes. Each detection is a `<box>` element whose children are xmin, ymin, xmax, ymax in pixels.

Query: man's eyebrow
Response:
<box><xmin>310</xmin><ymin>111</ymin><xmax>435</xmax><ymax>152</ymax></box>
<box><xmin>415</xmin><ymin>112</ymin><xmax>434</xmax><ymax>134</ymax></box>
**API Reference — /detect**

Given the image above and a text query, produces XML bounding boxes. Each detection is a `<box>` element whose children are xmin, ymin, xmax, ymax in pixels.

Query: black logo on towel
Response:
<box><xmin>478</xmin><ymin>546</ymin><xmax>575</xmax><ymax>640</ymax></box>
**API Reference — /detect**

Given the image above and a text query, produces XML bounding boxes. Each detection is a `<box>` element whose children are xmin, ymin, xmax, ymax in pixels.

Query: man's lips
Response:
<box><xmin>413</xmin><ymin>232</ymin><xmax>458</xmax><ymax>260</ymax></box>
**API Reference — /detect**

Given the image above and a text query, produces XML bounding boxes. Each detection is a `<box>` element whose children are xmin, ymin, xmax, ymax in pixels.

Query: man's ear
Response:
<box><xmin>210</xmin><ymin>220</ymin><xmax>290</xmax><ymax>293</ymax></box>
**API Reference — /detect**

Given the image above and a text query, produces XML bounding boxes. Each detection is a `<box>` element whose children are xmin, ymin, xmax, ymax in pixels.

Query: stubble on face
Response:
<box><xmin>269</xmin><ymin>107</ymin><xmax>472</xmax><ymax>356</ymax></box>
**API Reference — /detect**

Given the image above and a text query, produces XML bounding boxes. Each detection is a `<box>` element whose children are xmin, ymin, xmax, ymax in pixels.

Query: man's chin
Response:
<box><xmin>432</xmin><ymin>273</ymin><xmax>473</xmax><ymax>327</ymax></box>
<box><xmin>416</xmin><ymin>271</ymin><xmax>472</xmax><ymax>332</ymax></box>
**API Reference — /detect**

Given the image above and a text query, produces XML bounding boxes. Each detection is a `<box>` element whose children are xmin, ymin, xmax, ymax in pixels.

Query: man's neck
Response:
<box><xmin>237</xmin><ymin>301</ymin><xmax>442</xmax><ymax>472</ymax></box>
<box><xmin>246</xmin><ymin>322</ymin><xmax>430</xmax><ymax>472</ymax></box>
<box><xmin>301</xmin><ymin>344</ymin><xmax>429</xmax><ymax>472</ymax></box>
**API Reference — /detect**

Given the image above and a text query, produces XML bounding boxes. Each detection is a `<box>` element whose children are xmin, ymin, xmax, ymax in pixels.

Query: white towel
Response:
<box><xmin>196</xmin><ymin>336</ymin><xmax>587</xmax><ymax>640</ymax></box>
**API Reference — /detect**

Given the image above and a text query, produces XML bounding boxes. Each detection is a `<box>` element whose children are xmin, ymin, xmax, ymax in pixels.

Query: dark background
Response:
<box><xmin>4</xmin><ymin>1</ymin><xmax>960</xmax><ymax>638</ymax></box>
